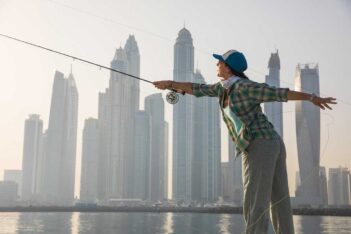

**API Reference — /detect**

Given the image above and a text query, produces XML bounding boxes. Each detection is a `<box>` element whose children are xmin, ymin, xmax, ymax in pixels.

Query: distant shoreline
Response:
<box><xmin>0</xmin><ymin>206</ymin><xmax>351</xmax><ymax>216</ymax></box>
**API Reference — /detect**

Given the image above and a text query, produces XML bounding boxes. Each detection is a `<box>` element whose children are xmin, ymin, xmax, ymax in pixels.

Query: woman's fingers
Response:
<box><xmin>327</xmin><ymin>97</ymin><xmax>337</xmax><ymax>104</ymax></box>
<box><xmin>153</xmin><ymin>80</ymin><xmax>169</xmax><ymax>90</ymax></box>
<box><xmin>324</xmin><ymin>103</ymin><xmax>332</xmax><ymax>110</ymax></box>
<box><xmin>314</xmin><ymin>97</ymin><xmax>337</xmax><ymax>110</ymax></box>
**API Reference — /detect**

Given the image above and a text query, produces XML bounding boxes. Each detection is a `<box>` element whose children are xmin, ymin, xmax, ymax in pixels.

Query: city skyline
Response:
<box><xmin>3</xmin><ymin>29</ymin><xmax>349</xmax><ymax>207</ymax></box>
<box><xmin>0</xmin><ymin>0</ymin><xmax>350</xmax><ymax>200</ymax></box>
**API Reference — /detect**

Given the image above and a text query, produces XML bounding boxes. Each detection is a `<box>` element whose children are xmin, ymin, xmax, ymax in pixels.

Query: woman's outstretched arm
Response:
<box><xmin>153</xmin><ymin>80</ymin><xmax>193</xmax><ymax>95</ymax></box>
<box><xmin>287</xmin><ymin>90</ymin><xmax>337</xmax><ymax>110</ymax></box>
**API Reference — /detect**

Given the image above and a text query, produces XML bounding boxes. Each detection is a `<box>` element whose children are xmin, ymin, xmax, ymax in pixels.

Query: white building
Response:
<box><xmin>133</xmin><ymin>111</ymin><xmax>151</xmax><ymax>200</ymax></box>
<box><xmin>145</xmin><ymin>93</ymin><xmax>168</xmax><ymax>201</ymax></box>
<box><xmin>0</xmin><ymin>181</ymin><xmax>18</xmax><ymax>206</ymax></box>
<box><xmin>42</xmin><ymin>70</ymin><xmax>78</xmax><ymax>205</ymax></box>
<box><xmin>98</xmin><ymin>35</ymin><xmax>140</xmax><ymax>200</ymax></box>
<box><xmin>205</xmin><ymin>87</ymin><xmax>221</xmax><ymax>202</ymax></box>
<box><xmin>172</xmin><ymin>27</ymin><xmax>196</xmax><ymax>202</ymax></box>
<box><xmin>21</xmin><ymin>114</ymin><xmax>43</xmax><ymax>201</ymax></box>
<box><xmin>264</xmin><ymin>51</ymin><xmax>283</xmax><ymax>138</ymax></box>
<box><xmin>3</xmin><ymin>170</ymin><xmax>22</xmax><ymax>198</ymax></box>
<box><xmin>193</xmin><ymin>71</ymin><xmax>221</xmax><ymax>202</ymax></box>
<box><xmin>328</xmin><ymin>167</ymin><xmax>350</xmax><ymax>206</ymax></box>
<box><xmin>80</xmin><ymin>118</ymin><xmax>99</xmax><ymax>202</ymax></box>
<box><xmin>221</xmin><ymin>162</ymin><xmax>231</xmax><ymax>201</ymax></box>
<box><xmin>295</xmin><ymin>64</ymin><xmax>322</xmax><ymax>206</ymax></box>
<box><xmin>172</xmin><ymin>28</ymin><xmax>221</xmax><ymax>203</ymax></box>
<box><xmin>319</xmin><ymin>166</ymin><xmax>328</xmax><ymax>206</ymax></box>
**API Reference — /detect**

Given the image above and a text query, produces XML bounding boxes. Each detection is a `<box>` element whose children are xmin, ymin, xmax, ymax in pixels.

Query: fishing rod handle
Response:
<box><xmin>170</xmin><ymin>88</ymin><xmax>186</xmax><ymax>95</ymax></box>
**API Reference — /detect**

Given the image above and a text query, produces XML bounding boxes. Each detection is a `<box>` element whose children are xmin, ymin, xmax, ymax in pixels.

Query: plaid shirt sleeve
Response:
<box><xmin>192</xmin><ymin>82</ymin><xmax>222</xmax><ymax>97</ymax></box>
<box><xmin>244</xmin><ymin>82</ymin><xmax>290</xmax><ymax>103</ymax></box>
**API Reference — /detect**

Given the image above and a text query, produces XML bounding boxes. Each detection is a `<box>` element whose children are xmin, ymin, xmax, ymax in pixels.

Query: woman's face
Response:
<box><xmin>216</xmin><ymin>61</ymin><xmax>230</xmax><ymax>79</ymax></box>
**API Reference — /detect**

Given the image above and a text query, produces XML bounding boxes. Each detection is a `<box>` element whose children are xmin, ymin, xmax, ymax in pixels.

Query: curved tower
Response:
<box><xmin>295</xmin><ymin>63</ymin><xmax>321</xmax><ymax>206</ymax></box>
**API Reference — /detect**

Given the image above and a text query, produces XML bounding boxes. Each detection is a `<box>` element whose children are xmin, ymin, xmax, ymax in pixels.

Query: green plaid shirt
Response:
<box><xmin>192</xmin><ymin>79</ymin><xmax>289</xmax><ymax>156</ymax></box>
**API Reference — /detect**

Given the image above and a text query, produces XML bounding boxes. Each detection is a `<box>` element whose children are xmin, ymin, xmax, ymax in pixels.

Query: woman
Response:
<box><xmin>153</xmin><ymin>50</ymin><xmax>336</xmax><ymax>234</ymax></box>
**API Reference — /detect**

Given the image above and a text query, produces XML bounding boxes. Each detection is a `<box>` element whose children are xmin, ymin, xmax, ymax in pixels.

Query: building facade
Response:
<box><xmin>80</xmin><ymin>118</ymin><xmax>100</xmax><ymax>202</ymax></box>
<box><xmin>145</xmin><ymin>93</ymin><xmax>168</xmax><ymax>201</ymax></box>
<box><xmin>328</xmin><ymin>167</ymin><xmax>350</xmax><ymax>206</ymax></box>
<box><xmin>295</xmin><ymin>64</ymin><xmax>322</xmax><ymax>206</ymax></box>
<box><xmin>97</xmin><ymin>35</ymin><xmax>140</xmax><ymax>200</ymax></box>
<box><xmin>42</xmin><ymin>71</ymin><xmax>79</xmax><ymax>205</ymax></box>
<box><xmin>264</xmin><ymin>51</ymin><xmax>283</xmax><ymax>138</ymax></box>
<box><xmin>172</xmin><ymin>28</ymin><xmax>221</xmax><ymax>203</ymax></box>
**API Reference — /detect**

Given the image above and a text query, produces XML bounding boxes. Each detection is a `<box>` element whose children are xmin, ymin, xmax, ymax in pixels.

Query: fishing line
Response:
<box><xmin>43</xmin><ymin>0</ymin><xmax>212</xmax><ymax>57</ymax></box>
<box><xmin>36</xmin><ymin>1</ymin><xmax>349</xmax><ymax>232</ymax></box>
<box><xmin>38</xmin><ymin>0</ymin><xmax>351</xmax><ymax>106</ymax></box>
<box><xmin>0</xmin><ymin>33</ymin><xmax>184</xmax><ymax>104</ymax></box>
<box><xmin>2</xmin><ymin>2</ymin><xmax>347</xmax><ymax>229</ymax></box>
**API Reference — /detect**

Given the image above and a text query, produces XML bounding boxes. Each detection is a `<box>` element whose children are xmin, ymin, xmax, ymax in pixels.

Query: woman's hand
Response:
<box><xmin>153</xmin><ymin>80</ymin><xmax>173</xmax><ymax>90</ymax></box>
<box><xmin>311</xmin><ymin>96</ymin><xmax>337</xmax><ymax>110</ymax></box>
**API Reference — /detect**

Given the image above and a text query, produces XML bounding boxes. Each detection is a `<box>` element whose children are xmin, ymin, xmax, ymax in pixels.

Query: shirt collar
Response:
<box><xmin>220</xmin><ymin>75</ymin><xmax>240</xmax><ymax>89</ymax></box>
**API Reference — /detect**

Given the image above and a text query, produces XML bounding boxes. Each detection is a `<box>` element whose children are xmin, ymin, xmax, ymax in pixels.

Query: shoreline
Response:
<box><xmin>0</xmin><ymin>206</ymin><xmax>350</xmax><ymax>216</ymax></box>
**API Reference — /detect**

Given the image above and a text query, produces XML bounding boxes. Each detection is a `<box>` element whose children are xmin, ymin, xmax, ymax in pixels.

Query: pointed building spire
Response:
<box><xmin>68</xmin><ymin>64</ymin><xmax>74</xmax><ymax>80</ymax></box>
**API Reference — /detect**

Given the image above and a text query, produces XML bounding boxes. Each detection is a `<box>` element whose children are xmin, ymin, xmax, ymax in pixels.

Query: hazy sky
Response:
<box><xmin>0</xmin><ymin>0</ymin><xmax>350</xmax><ymax>197</ymax></box>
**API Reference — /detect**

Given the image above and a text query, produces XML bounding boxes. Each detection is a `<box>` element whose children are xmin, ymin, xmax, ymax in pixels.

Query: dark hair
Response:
<box><xmin>226</xmin><ymin>63</ymin><xmax>249</xmax><ymax>80</ymax></box>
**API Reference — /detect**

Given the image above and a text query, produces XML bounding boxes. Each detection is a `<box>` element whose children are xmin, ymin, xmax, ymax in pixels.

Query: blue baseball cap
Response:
<box><xmin>213</xmin><ymin>50</ymin><xmax>248</xmax><ymax>73</ymax></box>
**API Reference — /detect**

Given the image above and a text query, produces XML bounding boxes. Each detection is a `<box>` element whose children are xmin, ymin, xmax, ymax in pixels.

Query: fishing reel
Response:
<box><xmin>166</xmin><ymin>88</ymin><xmax>185</xmax><ymax>104</ymax></box>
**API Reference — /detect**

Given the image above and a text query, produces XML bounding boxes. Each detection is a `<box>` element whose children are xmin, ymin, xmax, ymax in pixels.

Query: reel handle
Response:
<box><xmin>170</xmin><ymin>88</ymin><xmax>186</xmax><ymax>95</ymax></box>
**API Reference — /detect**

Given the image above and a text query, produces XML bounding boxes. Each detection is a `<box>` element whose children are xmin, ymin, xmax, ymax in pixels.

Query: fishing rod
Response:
<box><xmin>0</xmin><ymin>33</ymin><xmax>185</xmax><ymax>104</ymax></box>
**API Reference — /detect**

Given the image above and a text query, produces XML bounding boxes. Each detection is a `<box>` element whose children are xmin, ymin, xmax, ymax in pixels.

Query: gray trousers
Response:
<box><xmin>242</xmin><ymin>137</ymin><xmax>295</xmax><ymax>234</ymax></box>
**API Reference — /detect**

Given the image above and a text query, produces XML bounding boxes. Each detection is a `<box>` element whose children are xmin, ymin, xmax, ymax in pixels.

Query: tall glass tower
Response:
<box><xmin>295</xmin><ymin>64</ymin><xmax>321</xmax><ymax>206</ymax></box>
<box><xmin>98</xmin><ymin>35</ymin><xmax>140</xmax><ymax>200</ymax></box>
<box><xmin>264</xmin><ymin>51</ymin><xmax>283</xmax><ymax>137</ymax></box>
<box><xmin>43</xmin><ymin>71</ymin><xmax>78</xmax><ymax>205</ymax></box>
<box><xmin>173</xmin><ymin>27</ymin><xmax>195</xmax><ymax>201</ymax></box>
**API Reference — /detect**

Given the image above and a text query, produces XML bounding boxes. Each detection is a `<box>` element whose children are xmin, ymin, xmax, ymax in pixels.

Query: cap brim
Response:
<box><xmin>212</xmin><ymin>54</ymin><xmax>224</xmax><ymax>61</ymax></box>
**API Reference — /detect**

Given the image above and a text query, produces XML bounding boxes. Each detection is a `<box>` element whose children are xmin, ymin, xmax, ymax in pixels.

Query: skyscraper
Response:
<box><xmin>35</xmin><ymin>130</ymin><xmax>47</xmax><ymax>201</ymax></box>
<box><xmin>328</xmin><ymin>167</ymin><xmax>350</xmax><ymax>206</ymax></box>
<box><xmin>221</xmin><ymin>162</ymin><xmax>231</xmax><ymax>201</ymax></box>
<box><xmin>192</xmin><ymin>71</ymin><xmax>208</xmax><ymax>202</ymax></box>
<box><xmin>80</xmin><ymin>118</ymin><xmax>99</xmax><ymax>202</ymax></box>
<box><xmin>172</xmin><ymin>27</ymin><xmax>195</xmax><ymax>201</ymax></box>
<box><xmin>264</xmin><ymin>51</ymin><xmax>283</xmax><ymax>137</ymax></box>
<box><xmin>145</xmin><ymin>93</ymin><xmax>168</xmax><ymax>201</ymax></box>
<box><xmin>204</xmin><ymin>87</ymin><xmax>221</xmax><ymax>202</ymax></box>
<box><xmin>319</xmin><ymin>167</ymin><xmax>328</xmax><ymax>206</ymax></box>
<box><xmin>172</xmin><ymin>28</ymin><xmax>221</xmax><ymax>203</ymax></box>
<box><xmin>97</xmin><ymin>35</ymin><xmax>140</xmax><ymax>200</ymax></box>
<box><xmin>21</xmin><ymin>114</ymin><xmax>43</xmax><ymax>201</ymax></box>
<box><xmin>42</xmin><ymin>70</ymin><xmax>78</xmax><ymax>205</ymax></box>
<box><xmin>125</xmin><ymin>35</ymin><xmax>140</xmax><ymax>112</ymax></box>
<box><xmin>295</xmin><ymin>64</ymin><xmax>321</xmax><ymax>206</ymax></box>
<box><xmin>193</xmin><ymin>71</ymin><xmax>221</xmax><ymax>202</ymax></box>
<box><xmin>133</xmin><ymin>111</ymin><xmax>151</xmax><ymax>200</ymax></box>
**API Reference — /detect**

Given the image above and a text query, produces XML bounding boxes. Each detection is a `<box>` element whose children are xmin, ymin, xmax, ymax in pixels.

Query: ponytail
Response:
<box><xmin>227</xmin><ymin>64</ymin><xmax>249</xmax><ymax>80</ymax></box>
